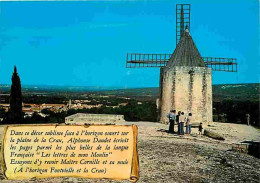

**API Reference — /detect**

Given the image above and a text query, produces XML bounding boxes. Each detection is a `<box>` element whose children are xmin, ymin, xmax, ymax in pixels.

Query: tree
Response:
<box><xmin>7</xmin><ymin>66</ymin><xmax>23</xmax><ymax>123</ymax></box>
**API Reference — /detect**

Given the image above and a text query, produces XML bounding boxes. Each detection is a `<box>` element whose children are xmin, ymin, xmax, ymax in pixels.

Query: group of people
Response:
<box><xmin>167</xmin><ymin>110</ymin><xmax>203</xmax><ymax>135</ymax></box>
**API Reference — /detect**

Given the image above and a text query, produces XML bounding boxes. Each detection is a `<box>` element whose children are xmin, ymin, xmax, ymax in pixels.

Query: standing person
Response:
<box><xmin>167</xmin><ymin>110</ymin><xmax>176</xmax><ymax>133</ymax></box>
<box><xmin>176</xmin><ymin>111</ymin><xmax>181</xmax><ymax>134</ymax></box>
<box><xmin>246</xmin><ymin>113</ymin><xmax>250</xmax><ymax>126</ymax></box>
<box><xmin>198</xmin><ymin>122</ymin><xmax>203</xmax><ymax>135</ymax></box>
<box><xmin>186</xmin><ymin>113</ymin><xmax>192</xmax><ymax>134</ymax></box>
<box><xmin>179</xmin><ymin>112</ymin><xmax>186</xmax><ymax>135</ymax></box>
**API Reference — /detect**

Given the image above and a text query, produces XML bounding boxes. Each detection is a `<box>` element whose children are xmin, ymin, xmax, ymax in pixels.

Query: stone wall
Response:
<box><xmin>159</xmin><ymin>66</ymin><xmax>212</xmax><ymax>124</ymax></box>
<box><xmin>65</xmin><ymin>113</ymin><xmax>125</xmax><ymax>125</ymax></box>
<box><xmin>232</xmin><ymin>143</ymin><xmax>249</xmax><ymax>154</ymax></box>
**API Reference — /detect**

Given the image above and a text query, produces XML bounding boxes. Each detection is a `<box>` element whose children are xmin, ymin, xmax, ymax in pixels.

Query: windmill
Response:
<box><xmin>125</xmin><ymin>4</ymin><xmax>238</xmax><ymax>124</ymax></box>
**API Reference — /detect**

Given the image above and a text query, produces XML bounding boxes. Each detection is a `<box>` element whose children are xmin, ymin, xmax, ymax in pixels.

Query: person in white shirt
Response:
<box><xmin>186</xmin><ymin>113</ymin><xmax>192</xmax><ymax>134</ymax></box>
<box><xmin>179</xmin><ymin>112</ymin><xmax>186</xmax><ymax>135</ymax></box>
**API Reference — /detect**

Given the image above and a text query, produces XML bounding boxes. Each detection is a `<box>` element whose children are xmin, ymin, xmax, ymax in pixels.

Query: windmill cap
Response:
<box><xmin>166</xmin><ymin>26</ymin><xmax>205</xmax><ymax>67</ymax></box>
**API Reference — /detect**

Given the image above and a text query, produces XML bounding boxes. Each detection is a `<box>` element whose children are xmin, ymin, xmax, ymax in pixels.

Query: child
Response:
<box><xmin>198</xmin><ymin>122</ymin><xmax>203</xmax><ymax>135</ymax></box>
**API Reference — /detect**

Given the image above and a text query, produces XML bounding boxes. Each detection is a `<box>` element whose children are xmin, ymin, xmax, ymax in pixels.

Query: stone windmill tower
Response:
<box><xmin>159</xmin><ymin>27</ymin><xmax>212</xmax><ymax>123</ymax></box>
<box><xmin>126</xmin><ymin>4</ymin><xmax>237</xmax><ymax>124</ymax></box>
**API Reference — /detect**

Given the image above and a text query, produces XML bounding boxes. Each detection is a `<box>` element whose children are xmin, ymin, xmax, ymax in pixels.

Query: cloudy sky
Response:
<box><xmin>0</xmin><ymin>0</ymin><xmax>258</xmax><ymax>88</ymax></box>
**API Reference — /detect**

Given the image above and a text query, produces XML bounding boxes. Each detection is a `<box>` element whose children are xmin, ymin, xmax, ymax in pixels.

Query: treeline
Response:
<box><xmin>213</xmin><ymin>100</ymin><xmax>259</xmax><ymax>127</ymax></box>
<box><xmin>1</xmin><ymin>94</ymin><xmax>129</xmax><ymax>106</ymax></box>
<box><xmin>23</xmin><ymin>95</ymin><xmax>67</xmax><ymax>104</ymax></box>
<box><xmin>1</xmin><ymin>98</ymin><xmax>258</xmax><ymax>127</ymax></box>
<box><xmin>0</xmin><ymin>94</ymin><xmax>68</xmax><ymax>104</ymax></box>
<box><xmin>66</xmin><ymin>101</ymin><xmax>158</xmax><ymax>122</ymax></box>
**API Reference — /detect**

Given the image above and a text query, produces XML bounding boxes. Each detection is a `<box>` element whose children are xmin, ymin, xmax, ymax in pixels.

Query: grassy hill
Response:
<box><xmin>99</xmin><ymin>83</ymin><xmax>259</xmax><ymax>102</ymax></box>
<box><xmin>213</xmin><ymin>83</ymin><xmax>259</xmax><ymax>102</ymax></box>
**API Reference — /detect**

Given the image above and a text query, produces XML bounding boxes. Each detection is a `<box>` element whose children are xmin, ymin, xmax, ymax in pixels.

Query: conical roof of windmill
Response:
<box><xmin>166</xmin><ymin>26</ymin><xmax>205</xmax><ymax>68</ymax></box>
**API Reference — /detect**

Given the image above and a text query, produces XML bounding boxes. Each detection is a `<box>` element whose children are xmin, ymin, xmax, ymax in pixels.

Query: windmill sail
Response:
<box><xmin>126</xmin><ymin>53</ymin><xmax>237</xmax><ymax>72</ymax></box>
<box><xmin>176</xmin><ymin>4</ymin><xmax>190</xmax><ymax>46</ymax></box>
<box><xmin>126</xmin><ymin>3</ymin><xmax>237</xmax><ymax>72</ymax></box>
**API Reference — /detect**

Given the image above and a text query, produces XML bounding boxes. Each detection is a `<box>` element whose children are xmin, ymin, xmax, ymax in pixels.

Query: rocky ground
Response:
<box><xmin>0</xmin><ymin>122</ymin><xmax>259</xmax><ymax>183</ymax></box>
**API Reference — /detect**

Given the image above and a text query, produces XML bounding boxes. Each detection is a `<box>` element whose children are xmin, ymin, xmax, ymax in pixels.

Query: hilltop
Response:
<box><xmin>0</xmin><ymin>122</ymin><xmax>259</xmax><ymax>183</ymax></box>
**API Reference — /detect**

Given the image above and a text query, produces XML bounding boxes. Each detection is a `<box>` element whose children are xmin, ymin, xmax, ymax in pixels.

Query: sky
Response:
<box><xmin>0</xmin><ymin>0</ymin><xmax>259</xmax><ymax>88</ymax></box>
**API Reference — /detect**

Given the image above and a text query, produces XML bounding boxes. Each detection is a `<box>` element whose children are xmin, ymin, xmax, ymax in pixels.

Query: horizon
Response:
<box><xmin>0</xmin><ymin>0</ymin><xmax>259</xmax><ymax>87</ymax></box>
<box><xmin>0</xmin><ymin>82</ymin><xmax>258</xmax><ymax>91</ymax></box>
